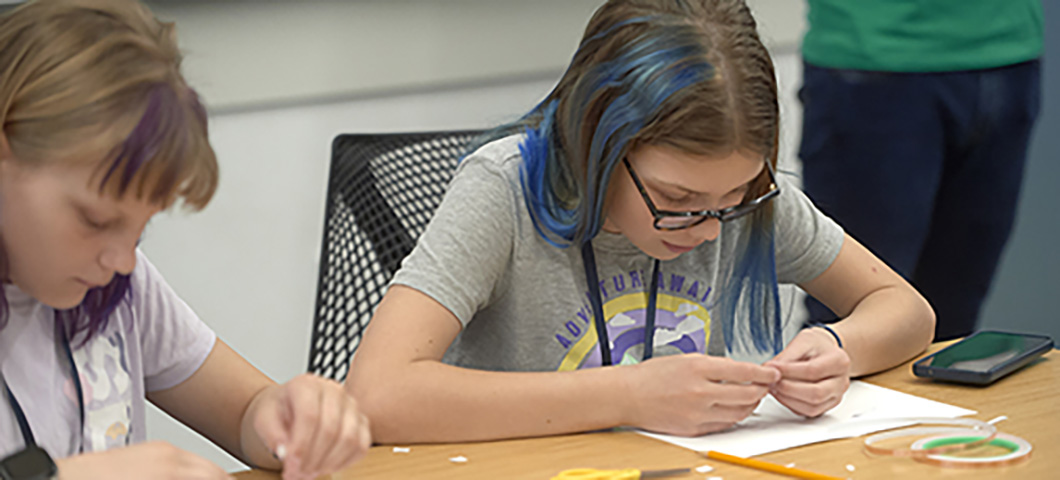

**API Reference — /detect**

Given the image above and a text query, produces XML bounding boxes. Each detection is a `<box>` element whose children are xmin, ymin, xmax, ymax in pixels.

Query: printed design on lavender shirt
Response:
<box><xmin>555</xmin><ymin>269</ymin><xmax>713</xmax><ymax>370</ymax></box>
<box><xmin>70</xmin><ymin>328</ymin><xmax>133</xmax><ymax>451</ymax></box>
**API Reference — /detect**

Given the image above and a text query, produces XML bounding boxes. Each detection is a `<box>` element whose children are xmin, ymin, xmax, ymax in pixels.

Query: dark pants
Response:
<box><xmin>799</xmin><ymin>60</ymin><xmax>1041</xmax><ymax>341</ymax></box>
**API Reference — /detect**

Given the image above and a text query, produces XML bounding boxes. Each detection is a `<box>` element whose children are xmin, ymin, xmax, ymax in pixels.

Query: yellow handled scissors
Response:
<box><xmin>552</xmin><ymin>467</ymin><xmax>689</xmax><ymax>479</ymax></box>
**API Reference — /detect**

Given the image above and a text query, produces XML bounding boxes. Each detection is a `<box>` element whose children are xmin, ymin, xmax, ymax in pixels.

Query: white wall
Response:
<box><xmin>147</xmin><ymin>0</ymin><xmax>605</xmax><ymax>112</ymax></box>
<box><xmin>137</xmin><ymin>0</ymin><xmax>807</xmax><ymax>472</ymax></box>
<box><xmin>146</xmin><ymin>0</ymin><xmax>804</xmax><ymax>112</ymax></box>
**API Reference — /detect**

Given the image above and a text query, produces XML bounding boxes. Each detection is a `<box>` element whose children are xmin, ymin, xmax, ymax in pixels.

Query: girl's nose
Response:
<box><xmin>99</xmin><ymin>243</ymin><xmax>137</xmax><ymax>276</ymax></box>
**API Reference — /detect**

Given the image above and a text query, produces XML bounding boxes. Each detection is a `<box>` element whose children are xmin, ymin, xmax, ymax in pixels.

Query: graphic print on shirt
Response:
<box><xmin>70</xmin><ymin>329</ymin><xmax>133</xmax><ymax>451</ymax></box>
<box><xmin>555</xmin><ymin>270</ymin><xmax>713</xmax><ymax>371</ymax></box>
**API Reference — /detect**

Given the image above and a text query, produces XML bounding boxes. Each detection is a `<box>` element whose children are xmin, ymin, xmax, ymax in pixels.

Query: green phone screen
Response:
<box><xmin>925</xmin><ymin>332</ymin><xmax>1043</xmax><ymax>373</ymax></box>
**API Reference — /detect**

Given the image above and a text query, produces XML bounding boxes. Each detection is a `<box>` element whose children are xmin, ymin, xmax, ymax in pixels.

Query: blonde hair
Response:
<box><xmin>0</xmin><ymin>0</ymin><xmax>217</xmax><ymax>208</ymax></box>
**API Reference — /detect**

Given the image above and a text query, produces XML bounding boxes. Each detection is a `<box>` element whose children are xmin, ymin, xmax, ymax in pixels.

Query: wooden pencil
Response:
<box><xmin>703</xmin><ymin>450</ymin><xmax>845</xmax><ymax>480</ymax></box>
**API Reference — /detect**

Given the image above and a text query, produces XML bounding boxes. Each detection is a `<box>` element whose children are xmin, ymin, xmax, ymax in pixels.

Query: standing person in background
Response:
<box><xmin>799</xmin><ymin>1</ymin><xmax>1043</xmax><ymax>340</ymax></box>
<box><xmin>0</xmin><ymin>1</ymin><xmax>369</xmax><ymax>479</ymax></box>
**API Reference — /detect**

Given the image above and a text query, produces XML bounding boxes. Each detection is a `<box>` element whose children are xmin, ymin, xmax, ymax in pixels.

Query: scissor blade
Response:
<box><xmin>640</xmin><ymin>468</ymin><xmax>690</xmax><ymax>479</ymax></box>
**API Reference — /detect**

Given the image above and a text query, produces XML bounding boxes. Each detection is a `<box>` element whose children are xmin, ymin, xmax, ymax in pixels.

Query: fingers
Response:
<box><xmin>772</xmin><ymin>377</ymin><xmax>845</xmax><ymax>405</ymax></box>
<box><xmin>700</xmin><ymin>357</ymin><xmax>780</xmax><ymax>385</ymax></box>
<box><xmin>690</xmin><ymin>421</ymin><xmax>739</xmax><ymax>437</ymax></box>
<box><xmin>766</xmin><ymin>328</ymin><xmax>850</xmax><ymax>383</ymax></box>
<box><xmin>151</xmin><ymin>442</ymin><xmax>234</xmax><ymax>480</ymax></box>
<box><xmin>314</xmin><ymin>408</ymin><xmax>372</xmax><ymax>475</ymax></box>
<box><xmin>706</xmin><ymin>402</ymin><xmax>761</xmax><ymax>424</ymax></box>
<box><xmin>357</xmin><ymin>413</ymin><xmax>372</xmax><ymax>459</ymax></box>
<box><xmin>711</xmin><ymin>382</ymin><xmax>771</xmax><ymax>406</ymax></box>
<box><xmin>771</xmin><ymin>376</ymin><xmax>849</xmax><ymax>417</ymax></box>
<box><xmin>675</xmin><ymin>383</ymin><xmax>767</xmax><ymax>430</ymax></box>
<box><xmin>768</xmin><ymin>338</ymin><xmax>814</xmax><ymax>364</ymax></box>
<box><xmin>767</xmin><ymin>328</ymin><xmax>833</xmax><ymax>365</ymax></box>
<box><xmin>252</xmin><ymin>397</ymin><xmax>291</xmax><ymax>461</ymax></box>
<box><xmin>275</xmin><ymin>374</ymin><xmax>371</xmax><ymax>480</ymax></box>
<box><xmin>771</xmin><ymin>386</ymin><xmax>842</xmax><ymax>418</ymax></box>
<box><xmin>643</xmin><ymin>418</ymin><xmax>740</xmax><ymax>438</ymax></box>
<box><xmin>764</xmin><ymin>331</ymin><xmax>851</xmax><ymax>419</ymax></box>
<box><xmin>770</xmin><ymin>350</ymin><xmax>850</xmax><ymax>382</ymax></box>
<box><xmin>296</xmin><ymin>384</ymin><xmax>342</xmax><ymax>476</ymax></box>
<box><xmin>181</xmin><ymin>452</ymin><xmax>236</xmax><ymax>480</ymax></box>
<box><xmin>282</xmin><ymin>376</ymin><xmax>323</xmax><ymax>477</ymax></box>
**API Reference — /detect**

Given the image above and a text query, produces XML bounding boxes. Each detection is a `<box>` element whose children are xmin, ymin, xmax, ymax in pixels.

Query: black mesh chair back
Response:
<box><xmin>309</xmin><ymin>130</ymin><xmax>485</xmax><ymax>381</ymax></box>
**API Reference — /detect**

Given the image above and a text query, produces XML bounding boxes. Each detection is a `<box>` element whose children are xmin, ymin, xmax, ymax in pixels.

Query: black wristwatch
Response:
<box><xmin>0</xmin><ymin>445</ymin><xmax>57</xmax><ymax>480</ymax></box>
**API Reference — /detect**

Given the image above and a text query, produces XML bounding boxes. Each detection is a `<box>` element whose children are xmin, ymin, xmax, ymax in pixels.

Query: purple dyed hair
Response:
<box><xmin>2</xmin><ymin>85</ymin><xmax>212</xmax><ymax>346</ymax></box>
<box><xmin>0</xmin><ymin>0</ymin><xmax>219</xmax><ymax>346</ymax></box>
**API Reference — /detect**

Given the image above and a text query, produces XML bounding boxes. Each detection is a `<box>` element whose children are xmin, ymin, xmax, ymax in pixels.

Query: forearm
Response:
<box><xmin>831</xmin><ymin>284</ymin><xmax>936</xmax><ymax>376</ymax></box>
<box><xmin>349</xmin><ymin>360</ymin><xmax>630</xmax><ymax>444</ymax></box>
<box><xmin>147</xmin><ymin>340</ymin><xmax>280</xmax><ymax>470</ymax></box>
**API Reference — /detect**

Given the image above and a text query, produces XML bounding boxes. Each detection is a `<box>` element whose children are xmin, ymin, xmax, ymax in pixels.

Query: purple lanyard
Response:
<box><xmin>1</xmin><ymin>315</ymin><xmax>85</xmax><ymax>452</ymax></box>
<box><xmin>580</xmin><ymin>242</ymin><xmax>660</xmax><ymax>366</ymax></box>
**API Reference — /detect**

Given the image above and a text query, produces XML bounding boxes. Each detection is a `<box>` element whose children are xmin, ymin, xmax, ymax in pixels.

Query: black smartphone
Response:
<box><xmin>912</xmin><ymin>330</ymin><xmax>1054</xmax><ymax>385</ymax></box>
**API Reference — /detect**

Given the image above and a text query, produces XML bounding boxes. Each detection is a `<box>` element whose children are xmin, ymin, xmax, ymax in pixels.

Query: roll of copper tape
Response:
<box><xmin>909</xmin><ymin>432</ymin><xmax>1032</xmax><ymax>468</ymax></box>
<box><xmin>862</xmin><ymin>418</ymin><xmax>997</xmax><ymax>458</ymax></box>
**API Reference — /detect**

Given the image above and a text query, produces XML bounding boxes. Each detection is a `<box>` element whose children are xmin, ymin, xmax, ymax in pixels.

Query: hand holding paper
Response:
<box><xmin>638</xmin><ymin>381</ymin><xmax>976</xmax><ymax>457</ymax></box>
<box><xmin>622</xmin><ymin>354</ymin><xmax>781</xmax><ymax>437</ymax></box>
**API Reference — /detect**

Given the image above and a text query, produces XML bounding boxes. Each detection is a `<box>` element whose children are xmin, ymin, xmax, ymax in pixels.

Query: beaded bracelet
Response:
<box><xmin>808</xmin><ymin>322</ymin><xmax>844</xmax><ymax>349</ymax></box>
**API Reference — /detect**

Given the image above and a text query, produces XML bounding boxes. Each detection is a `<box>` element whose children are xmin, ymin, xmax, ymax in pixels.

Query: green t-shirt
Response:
<box><xmin>803</xmin><ymin>0</ymin><xmax>1043</xmax><ymax>72</ymax></box>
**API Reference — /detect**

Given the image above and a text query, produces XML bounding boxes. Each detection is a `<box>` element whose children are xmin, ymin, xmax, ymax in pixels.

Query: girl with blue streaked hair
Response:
<box><xmin>348</xmin><ymin>0</ymin><xmax>935</xmax><ymax>443</ymax></box>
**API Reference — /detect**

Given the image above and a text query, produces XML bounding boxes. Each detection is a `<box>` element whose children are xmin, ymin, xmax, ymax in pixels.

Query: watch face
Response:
<box><xmin>1</xmin><ymin>446</ymin><xmax>57</xmax><ymax>479</ymax></box>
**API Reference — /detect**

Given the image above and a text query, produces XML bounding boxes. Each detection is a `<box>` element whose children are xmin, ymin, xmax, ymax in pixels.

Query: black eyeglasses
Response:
<box><xmin>623</xmin><ymin>156</ymin><xmax>781</xmax><ymax>230</ymax></box>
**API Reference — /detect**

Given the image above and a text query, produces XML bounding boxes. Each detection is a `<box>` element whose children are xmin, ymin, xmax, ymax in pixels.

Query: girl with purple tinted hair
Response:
<box><xmin>346</xmin><ymin>0</ymin><xmax>935</xmax><ymax>444</ymax></box>
<box><xmin>0</xmin><ymin>1</ymin><xmax>368</xmax><ymax>479</ymax></box>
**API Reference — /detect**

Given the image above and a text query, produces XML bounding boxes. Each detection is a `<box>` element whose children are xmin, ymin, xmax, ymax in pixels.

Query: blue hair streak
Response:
<box><xmin>518</xmin><ymin>21</ymin><xmax>712</xmax><ymax>246</ymax></box>
<box><xmin>463</xmin><ymin>8</ymin><xmax>784</xmax><ymax>355</ymax></box>
<box><xmin>712</xmin><ymin>205</ymin><xmax>784</xmax><ymax>355</ymax></box>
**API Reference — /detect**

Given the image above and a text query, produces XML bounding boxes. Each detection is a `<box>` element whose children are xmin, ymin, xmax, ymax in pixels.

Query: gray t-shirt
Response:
<box><xmin>0</xmin><ymin>250</ymin><xmax>216</xmax><ymax>459</ymax></box>
<box><xmin>392</xmin><ymin>135</ymin><xmax>843</xmax><ymax>372</ymax></box>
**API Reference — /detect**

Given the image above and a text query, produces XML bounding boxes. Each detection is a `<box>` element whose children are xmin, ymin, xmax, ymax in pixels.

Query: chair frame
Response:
<box><xmin>308</xmin><ymin>130</ymin><xmax>484</xmax><ymax>380</ymax></box>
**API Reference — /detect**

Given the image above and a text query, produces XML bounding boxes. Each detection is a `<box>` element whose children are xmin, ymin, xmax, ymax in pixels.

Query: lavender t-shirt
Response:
<box><xmin>0</xmin><ymin>250</ymin><xmax>216</xmax><ymax>459</ymax></box>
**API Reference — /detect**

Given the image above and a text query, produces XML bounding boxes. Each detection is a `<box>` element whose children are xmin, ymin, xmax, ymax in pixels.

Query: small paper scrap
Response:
<box><xmin>988</xmin><ymin>415</ymin><xmax>1008</xmax><ymax>425</ymax></box>
<box><xmin>695</xmin><ymin>464</ymin><xmax>714</xmax><ymax>473</ymax></box>
<box><xmin>785</xmin><ymin>463</ymin><xmax>796</xmax><ymax>468</ymax></box>
<box><xmin>846</xmin><ymin>464</ymin><xmax>856</xmax><ymax>472</ymax></box>
<box><xmin>449</xmin><ymin>455</ymin><xmax>469</xmax><ymax>463</ymax></box>
<box><xmin>392</xmin><ymin>447</ymin><xmax>411</xmax><ymax>453</ymax></box>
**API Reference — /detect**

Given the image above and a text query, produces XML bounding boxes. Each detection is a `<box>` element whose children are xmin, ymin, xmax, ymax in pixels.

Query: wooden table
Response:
<box><xmin>236</xmin><ymin>344</ymin><xmax>1057</xmax><ymax>479</ymax></box>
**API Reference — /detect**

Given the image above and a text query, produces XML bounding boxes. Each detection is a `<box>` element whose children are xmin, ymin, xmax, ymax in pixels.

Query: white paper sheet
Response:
<box><xmin>637</xmin><ymin>380</ymin><xmax>976</xmax><ymax>457</ymax></box>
